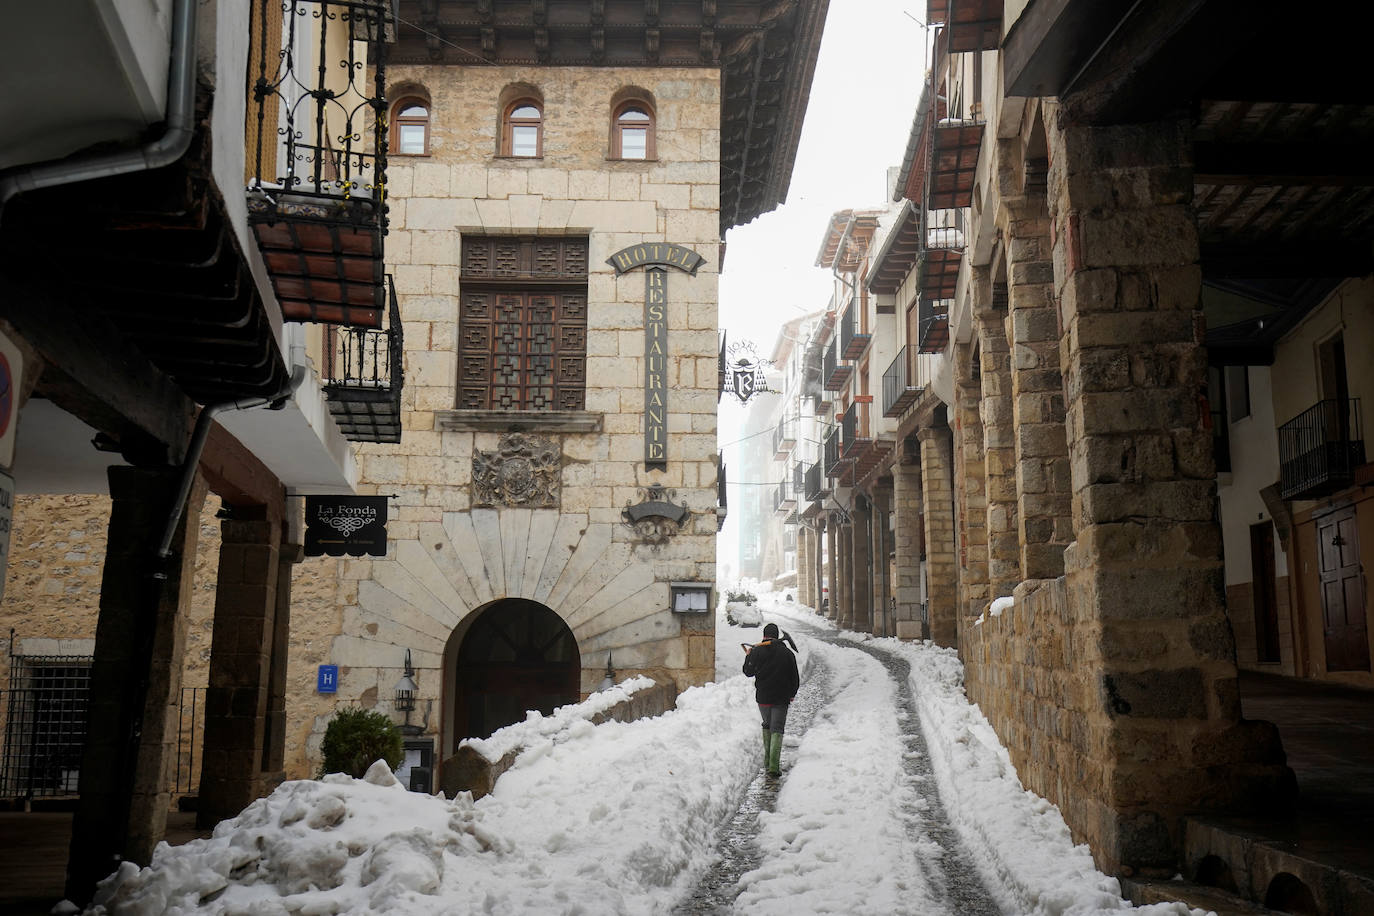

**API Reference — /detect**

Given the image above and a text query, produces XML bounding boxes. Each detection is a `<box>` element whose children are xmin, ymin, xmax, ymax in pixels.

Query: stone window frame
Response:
<box><xmin>608</xmin><ymin>87</ymin><xmax>657</xmax><ymax>161</ymax></box>
<box><xmin>389</xmin><ymin>94</ymin><xmax>431</xmax><ymax>156</ymax></box>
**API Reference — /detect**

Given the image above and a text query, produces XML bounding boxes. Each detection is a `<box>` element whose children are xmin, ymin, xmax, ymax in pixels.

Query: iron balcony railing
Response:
<box><xmin>882</xmin><ymin>346</ymin><xmax>924</xmax><ymax>417</ymax></box>
<box><xmin>773</xmin><ymin>418</ymin><xmax>796</xmax><ymax>459</ymax></box>
<box><xmin>804</xmin><ymin>461</ymin><xmax>826</xmax><ymax>501</ymax></box>
<box><xmin>823</xmin><ymin>428</ymin><xmax>843</xmax><ymax>476</ymax></box>
<box><xmin>249</xmin><ymin>0</ymin><xmax>391</xmax><ymax>219</ymax></box>
<box><xmin>926</xmin><ymin>207</ymin><xmax>965</xmax><ymax>251</ymax></box>
<box><xmin>323</xmin><ymin>275</ymin><xmax>404</xmax><ymax>443</ymax></box>
<box><xmin>839</xmin><ymin>301</ymin><xmax>870</xmax><ymax>360</ymax></box>
<box><xmin>822</xmin><ymin>338</ymin><xmax>850</xmax><ymax>391</ymax></box>
<box><xmin>917</xmin><ymin>295</ymin><xmax>951</xmax><ymax>353</ymax></box>
<box><xmin>793</xmin><ymin>461</ymin><xmax>806</xmax><ymax>496</ymax></box>
<box><xmin>774</xmin><ymin>476</ymin><xmax>795</xmax><ymax>515</ymax></box>
<box><xmin>247</xmin><ymin>0</ymin><xmax>393</xmax><ymax>327</ymax></box>
<box><xmin>841</xmin><ymin>401</ymin><xmax>872</xmax><ymax>458</ymax></box>
<box><xmin>1278</xmin><ymin>398</ymin><xmax>1365</xmax><ymax>499</ymax></box>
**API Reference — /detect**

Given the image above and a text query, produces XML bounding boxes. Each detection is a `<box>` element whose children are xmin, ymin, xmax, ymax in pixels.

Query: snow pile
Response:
<box><xmin>86</xmin><ymin>677</ymin><xmax>763</xmax><ymax>915</ymax></box>
<box><xmin>735</xmin><ymin>639</ymin><xmax>933</xmax><ymax>914</ymax></box>
<box><xmin>460</xmin><ymin>674</ymin><xmax>655</xmax><ymax>762</ymax></box>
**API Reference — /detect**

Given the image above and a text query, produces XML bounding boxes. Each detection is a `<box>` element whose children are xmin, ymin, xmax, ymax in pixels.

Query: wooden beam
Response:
<box><xmin>3</xmin><ymin>286</ymin><xmax>195</xmax><ymax>463</ymax></box>
<box><xmin>1194</xmin><ymin>141</ymin><xmax>1374</xmax><ymax>187</ymax></box>
<box><xmin>201</xmin><ymin>421</ymin><xmax>285</xmax><ymax>510</ymax></box>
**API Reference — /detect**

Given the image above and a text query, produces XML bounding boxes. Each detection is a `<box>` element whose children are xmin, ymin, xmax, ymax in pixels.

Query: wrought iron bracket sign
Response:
<box><xmin>622</xmin><ymin>484</ymin><xmax>691</xmax><ymax>546</ymax></box>
<box><xmin>305</xmin><ymin>495</ymin><xmax>389</xmax><ymax>557</ymax></box>
<box><xmin>472</xmin><ymin>433</ymin><xmax>561</xmax><ymax>508</ymax></box>
<box><xmin>607</xmin><ymin>243</ymin><xmax>707</xmax><ymax>469</ymax></box>
<box><xmin>722</xmin><ymin>338</ymin><xmax>771</xmax><ymax>404</ymax></box>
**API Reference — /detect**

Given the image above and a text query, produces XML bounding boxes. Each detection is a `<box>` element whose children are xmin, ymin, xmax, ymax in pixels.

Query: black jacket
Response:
<box><xmin>743</xmin><ymin>638</ymin><xmax>800</xmax><ymax>705</ymax></box>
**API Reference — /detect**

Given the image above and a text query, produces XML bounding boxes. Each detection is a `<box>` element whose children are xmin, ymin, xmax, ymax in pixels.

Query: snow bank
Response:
<box><xmin>460</xmin><ymin>674</ymin><xmax>656</xmax><ymax>763</ymax></box>
<box><xmin>85</xmin><ymin>676</ymin><xmax>764</xmax><ymax>916</ymax></box>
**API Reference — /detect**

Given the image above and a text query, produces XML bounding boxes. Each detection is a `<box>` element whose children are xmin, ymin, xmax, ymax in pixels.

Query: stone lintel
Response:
<box><xmin>437</xmin><ymin>409</ymin><xmax>605</xmax><ymax>433</ymax></box>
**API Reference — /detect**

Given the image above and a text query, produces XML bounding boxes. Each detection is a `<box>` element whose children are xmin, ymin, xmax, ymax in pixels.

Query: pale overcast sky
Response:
<box><xmin>719</xmin><ymin>1</ymin><xmax>928</xmax><ymax>355</ymax></box>
<box><xmin>716</xmin><ymin>2</ymin><xmax>929</xmax><ymax>573</ymax></box>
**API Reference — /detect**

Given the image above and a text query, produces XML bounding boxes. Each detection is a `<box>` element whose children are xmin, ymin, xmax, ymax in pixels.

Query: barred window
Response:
<box><xmin>459</xmin><ymin>236</ymin><xmax>588</xmax><ymax>411</ymax></box>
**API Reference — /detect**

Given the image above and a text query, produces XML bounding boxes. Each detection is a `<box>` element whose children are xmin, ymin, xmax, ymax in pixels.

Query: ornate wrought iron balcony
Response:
<box><xmin>323</xmin><ymin>275</ymin><xmax>403</xmax><ymax>442</ymax></box>
<box><xmin>247</xmin><ymin>0</ymin><xmax>393</xmax><ymax>329</ymax></box>
<box><xmin>1278</xmin><ymin>398</ymin><xmax>1365</xmax><ymax>499</ymax></box>
<box><xmin>823</xmin><ymin>428</ymin><xmax>844</xmax><ymax>476</ymax></box>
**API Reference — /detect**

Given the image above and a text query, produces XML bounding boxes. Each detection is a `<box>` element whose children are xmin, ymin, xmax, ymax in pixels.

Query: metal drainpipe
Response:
<box><xmin>0</xmin><ymin>0</ymin><xmax>198</xmax><ymax>220</ymax></box>
<box><xmin>153</xmin><ymin>365</ymin><xmax>307</xmax><ymax>574</ymax></box>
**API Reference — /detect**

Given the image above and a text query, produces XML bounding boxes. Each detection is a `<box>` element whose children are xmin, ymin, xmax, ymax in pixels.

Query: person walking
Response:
<box><xmin>743</xmin><ymin>623</ymin><xmax>800</xmax><ymax>777</ymax></box>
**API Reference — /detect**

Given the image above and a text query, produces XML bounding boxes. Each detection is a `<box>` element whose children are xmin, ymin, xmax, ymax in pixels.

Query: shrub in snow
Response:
<box><xmin>319</xmin><ymin>707</ymin><xmax>403</xmax><ymax>778</ymax></box>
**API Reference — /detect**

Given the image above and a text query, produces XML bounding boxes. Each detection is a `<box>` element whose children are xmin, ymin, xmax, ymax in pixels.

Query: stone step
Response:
<box><xmin>1122</xmin><ymin>877</ymin><xmax>1285</xmax><ymax>915</ymax></box>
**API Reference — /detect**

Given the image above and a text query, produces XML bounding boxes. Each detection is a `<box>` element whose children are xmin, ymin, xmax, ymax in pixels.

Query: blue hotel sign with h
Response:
<box><xmin>317</xmin><ymin>665</ymin><xmax>339</xmax><ymax>694</ymax></box>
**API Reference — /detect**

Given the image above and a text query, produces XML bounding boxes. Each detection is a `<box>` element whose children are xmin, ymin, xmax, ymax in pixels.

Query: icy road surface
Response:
<box><xmin>83</xmin><ymin>595</ymin><xmax>1205</xmax><ymax>916</ymax></box>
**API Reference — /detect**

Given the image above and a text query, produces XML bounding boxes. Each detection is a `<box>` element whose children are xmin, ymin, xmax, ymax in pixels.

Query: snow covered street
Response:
<box><xmin>84</xmin><ymin>593</ymin><xmax>1210</xmax><ymax>916</ymax></box>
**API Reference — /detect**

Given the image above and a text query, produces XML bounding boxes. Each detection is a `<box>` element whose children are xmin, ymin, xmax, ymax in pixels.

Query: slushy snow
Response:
<box><xmin>83</xmin><ymin>592</ymin><xmax>1208</xmax><ymax>916</ymax></box>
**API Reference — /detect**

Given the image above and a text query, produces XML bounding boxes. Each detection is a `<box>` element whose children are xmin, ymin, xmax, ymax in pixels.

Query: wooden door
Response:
<box><xmin>1317</xmin><ymin>507</ymin><xmax>1371</xmax><ymax>671</ymax></box>
<box><xmin>1250</xmin><ymin>522</ymin><xmax>1281</xmax><ymax>663</ymax></box>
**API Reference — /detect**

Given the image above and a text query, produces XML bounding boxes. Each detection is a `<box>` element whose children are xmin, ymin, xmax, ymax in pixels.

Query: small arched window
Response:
<box><xmin>612</xmin><ymin>101</ymin><xmax>654</xmax><ymax>160</ymax></box>
<box><xmin>391</xmin><ymin>98</ymin><xmax>430</xmax><ymax>155</ymax></box>
<box><xmin>503</xmin><ymin>100</ymin><xmax>543</xmax><ymax>157</ymax></box>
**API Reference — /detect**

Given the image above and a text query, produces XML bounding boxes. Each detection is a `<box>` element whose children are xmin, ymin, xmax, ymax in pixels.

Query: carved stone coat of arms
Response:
<box><xmin>472</xmin><ymin>433</ymin><xmax>560</xmax><ymax>508</ymax></box>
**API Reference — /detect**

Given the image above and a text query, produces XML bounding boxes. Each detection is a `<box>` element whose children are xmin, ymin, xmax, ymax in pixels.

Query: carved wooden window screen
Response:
<box><xmin>459</xmin><ymin>236</ymin><xmax>588</xmax><ymax>411</ymax></box>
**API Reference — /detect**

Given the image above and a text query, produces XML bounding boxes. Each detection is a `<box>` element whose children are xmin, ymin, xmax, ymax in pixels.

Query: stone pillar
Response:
<box><xmin>262</xmin><ymin>543</ymin><xmax>301</xmax><ymax>777</ymax></box>
<box><xmin>836</xmin><ymin>519</ymin><xmax>853</xmax><ymax>628</ymax></box>
<box><xmin>1004</xmin><ymin>194</ymin><xmax>1072</xmax><ymax>580</ymax></box>
<box><xmin>1048</xmin><ymin>113</ymin><xmax>1290</xmax><ymax>872</ymax></box>
<box><xmin>67</xmin><ymin>468</ymin><xmax>206</xmax><ymax>903</ymax></box>
<box><xmin>796</xmin><ymin>525</ymin><xmax>813</xmax><ymax>608</ymax></box>
<box><xmin>870</xmin><ymin>483</ymin><xmax>893</xmax><ymax>636</ymax></box>
<box><xmin>850</xmin><ymin>497</ymin><xmax>872</xmax><ymax>633</ymax></box>
<box><xmin>198</xmin><ymin>512</ymin><xmax>285</xmax><ymax>827</ymax></box>
<box><xmin>919</xmin><ymin>425</ymin><xmax>958</xmax><ymax>647</ymax></box>
<box><xmin>974</xmin><ymin>266</ymin><xmax>1020</xmax><ymax>602</ymax></box>
<box><xmin>893</xmin><ymin>458</ymin><xmax>925</xmax><ymax>639</ymax></box>
<box><xmin>825</xmin><ymin>515</ymin><xmax>839</xmax><ymax>619</ymax></box>
<box><xmin>952</xmin><ymin>342</ymin><xmax>989</xmax><ymax>641</ymax></box>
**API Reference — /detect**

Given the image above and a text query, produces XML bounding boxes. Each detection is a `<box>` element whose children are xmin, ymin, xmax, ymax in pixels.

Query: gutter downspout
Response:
<box><xmin>0</xmin><ymin>0</ymin><xmax>199</xmax><ymax>221</ymax></box>
<box><xmin>153</xmin><ymin>364</ymin><xmax>308</xmax><ymax>574</ymax></box>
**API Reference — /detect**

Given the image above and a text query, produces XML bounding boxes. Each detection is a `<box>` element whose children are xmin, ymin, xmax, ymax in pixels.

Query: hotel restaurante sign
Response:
<box><xmin>606</xmin><ymin>243</ymin><xmax>706</xmax><ymax>469</ymax></box>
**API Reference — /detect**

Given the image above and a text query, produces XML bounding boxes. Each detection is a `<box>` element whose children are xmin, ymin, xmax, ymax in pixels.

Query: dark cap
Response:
<box><xmin>763</xmin><ymin>623</ymin><xmax>779</xmax><ymax>639</ymax></box>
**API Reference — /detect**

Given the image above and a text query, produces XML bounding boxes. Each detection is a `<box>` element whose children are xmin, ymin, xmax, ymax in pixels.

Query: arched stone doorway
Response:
<box><xmin>451</xmin><ymin>599</ymin><xmax>580</xmax><ymax>742</ymax></box>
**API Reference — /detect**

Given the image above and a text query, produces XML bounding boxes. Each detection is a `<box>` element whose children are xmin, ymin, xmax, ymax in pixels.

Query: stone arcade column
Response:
<box><xmin>974</xmin><ymin>266</ymin><xmax>1020</xmax><ymax>602</ymax></box>
<box><xmin>869</xmin><ymin>483</ymin><xmax>893</xmax><ymax>636</ymax></box>
<box><xmin>198</xmin><ymin>512</ymin><xmax>287</xmax><ymax>827</ymax></box>
<box><xmin>1047</xmin><ymin>114</ymin><xmax>1290</xmax><ymax>872</ymax></box>
<box><xmin>892</xmin><ymin>458</ymin><xmax>925</xmax><ymax>639</ymax></box>
<box><xmin>836</xmin><ymin>518</ymin><xmax>854</xmax><ymax>628</ymax></box>
<box><xmin>918</xmin><ymin>425</ymin><xmax>958</xmax><ymax>647</ymax></box>
<box><xmin>67</xmin><ymin>468</ymin><xmax>206</xmax><ymax>903</ymax></box>
<box><xmin>796</xmin><ymin>525</ymin><xmax>813</xmax><ymax>608</ymax></box>
<box><xmin>849</xmin><ymin>496</ymin><xmax>872</xmax><ymax>633</ymax></box>
<box><xmin>1004</xmin><ymin>192</ymin><xmax>1072</xmax><ymax>581</ymax></box>
<box><xmin>952</xmin><ymin>342</ymin><xmax>989</xmax><ymax>642</ymax></box>
<box><xmin>825</xmin><ymin>514</ymin><xmax>840</xmax><ymax>620</ymax></box>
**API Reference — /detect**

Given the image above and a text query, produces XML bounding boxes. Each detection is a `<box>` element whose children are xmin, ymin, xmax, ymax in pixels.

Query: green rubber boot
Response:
<box><xmin>766</xmin><ymin>731</ymin><xmax>783</xmax><ymax>777</ymax></box>
<box><xmin>762</xmin><ymin>727</ymin><xmax>771</xmax><ymax>769</ymax></box>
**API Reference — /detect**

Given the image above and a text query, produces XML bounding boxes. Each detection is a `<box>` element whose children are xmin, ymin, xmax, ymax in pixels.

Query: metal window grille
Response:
<box><xmin>1</xmin><ymin>653</ymin><xmax>93</xmax><ymax>799</ymax></box>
